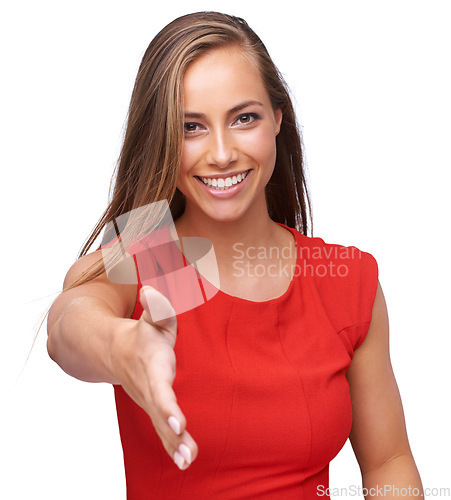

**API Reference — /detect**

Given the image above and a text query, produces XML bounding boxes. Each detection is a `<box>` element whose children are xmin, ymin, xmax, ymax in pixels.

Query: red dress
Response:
<box><xmin>105</xmin><ymin>222</ymin><xmax>378</xmax><ymax>499</ymax></box>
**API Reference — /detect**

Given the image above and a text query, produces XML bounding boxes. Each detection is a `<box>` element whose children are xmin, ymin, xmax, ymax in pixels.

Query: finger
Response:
<box><xmin>162</xmin><ymin>428</ymin><xmax>199</xmax><ymax>470</ymax></box>
<box><xmin>134</xmin><ymin>368</ymin><xmax>198</xmax><ymax>470</ymax></box>
<box><xmin>121</xmin><ymin>372</ymin><xmax>188</xmax><ymax>453</ymax></box>
<box><xmin>139</xmin><ymin>286</ymin><xmax>177</xmax><ymax>332</ymax></box>
<box><xmin>144</xmin><ymin>375</ymin><xmax>198</xmax><ymax>457</ymax></box>
<box><xmin>179</xmin><ymin>429</ymin><xmax>199</xmax><ymax>464</ymax></box>
<box><xmin>145</xmin><ymin>385</ymin><xmax>196</xmax><ymax>468</ymax></box>
<box><xmin>147</xmin><ymin>375</ymin><xmax>186</xmax><ymax>432</ymax></box>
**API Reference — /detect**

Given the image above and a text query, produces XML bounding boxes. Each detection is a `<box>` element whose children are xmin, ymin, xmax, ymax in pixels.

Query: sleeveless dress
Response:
<box><xmin>102</xmin><ymin>222</ymin><xmax>378</xmax><ymax>499</ymax></box>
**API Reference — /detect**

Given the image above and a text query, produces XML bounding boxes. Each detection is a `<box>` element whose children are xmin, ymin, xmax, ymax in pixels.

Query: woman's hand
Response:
<box><xmin>110</xmin><ymin>285</ymin><xmax>198</xmax><ymax>470</ymax></box>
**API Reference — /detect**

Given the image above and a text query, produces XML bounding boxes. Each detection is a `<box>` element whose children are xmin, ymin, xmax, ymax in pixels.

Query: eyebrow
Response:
<box><xmin>184</xmin><ymin>100</ymin><xmax>264</xmax><ymax>119</ymax></box>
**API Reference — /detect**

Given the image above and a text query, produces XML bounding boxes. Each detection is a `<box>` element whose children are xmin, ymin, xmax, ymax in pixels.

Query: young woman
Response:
<box><xmin>46</xmin><ymin>11</ymin><xmax>423</xmax><ymax>499</ymax></box>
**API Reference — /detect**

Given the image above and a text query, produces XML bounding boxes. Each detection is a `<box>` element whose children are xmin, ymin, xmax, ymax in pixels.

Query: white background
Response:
<box><xmin>1</xmin><ymin>1</ymin><xmax>450</xmax><ymax>498</ymax></box>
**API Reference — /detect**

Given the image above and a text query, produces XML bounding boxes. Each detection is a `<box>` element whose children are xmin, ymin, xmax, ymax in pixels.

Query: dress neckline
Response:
<box><xmin>168</xmin><ymin>221</ymin><xmax>300</xmax><ymax>305</ymax></box>
<box><xmin>216</xmin><ymin>222</ymin><xmax>299</xmax><ymax>304</ymax></box>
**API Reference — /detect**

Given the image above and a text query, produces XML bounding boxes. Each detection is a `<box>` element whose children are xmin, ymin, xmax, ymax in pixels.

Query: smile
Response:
<box><xmin>197</xmin><ymin>170</ymin><xmax>251</xmax><ymax>191</ymax></box>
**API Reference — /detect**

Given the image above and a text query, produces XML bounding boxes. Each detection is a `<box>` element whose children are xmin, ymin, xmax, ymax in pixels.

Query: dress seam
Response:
<box><xmin>208</xmin><ymin>299</ymin><xmax>238</xmax><ymax>495</ymax></box>
<box><xmin>276</xmin><ymin>300</ymin><xmax>310</xmax><ymax>494</ymax></box>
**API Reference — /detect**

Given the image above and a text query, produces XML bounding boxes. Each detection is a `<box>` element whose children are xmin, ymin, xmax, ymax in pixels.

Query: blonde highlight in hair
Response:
<box><xmin>62</xmin><ymin>11</ymin><xmax>312</xmax><ymax>293</ymax></box>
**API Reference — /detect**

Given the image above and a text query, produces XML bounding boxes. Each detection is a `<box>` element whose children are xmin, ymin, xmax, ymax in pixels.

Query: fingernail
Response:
<box><xmin>173</xmin><ymin>450</ymin><xmax>187</xmax><ymax>470</ymax></box>
<box><xmin>178</xmin><ymin>444</ymin><xmax>192</xmax><ymax>465</ymax></box>
<box><xmin>168</xmin><ymin>416</ymin><xmax>181</xmax><ymax>435</ymax></box>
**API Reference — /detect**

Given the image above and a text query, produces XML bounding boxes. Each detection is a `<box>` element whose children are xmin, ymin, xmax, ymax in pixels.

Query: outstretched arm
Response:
<box><xmin>47</xmin><ymin>251</ymin><xmax>198</xmax><ymax>470</ymax></box>
<box><xmin>347</xmin><ymin>283</ymin><xmax>423</xmax><ymax>498</ymax></box>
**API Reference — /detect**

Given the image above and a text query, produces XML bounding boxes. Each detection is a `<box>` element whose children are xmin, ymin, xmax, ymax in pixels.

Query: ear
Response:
<box><xmin>274</xmin><ymin>108</ymin><xmax>283</xmax><ymax>136</ymax></box>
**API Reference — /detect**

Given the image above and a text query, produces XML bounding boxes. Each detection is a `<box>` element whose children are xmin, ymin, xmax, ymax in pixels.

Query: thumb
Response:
<box><xmin>139</xmin><ymin>285</ymin><xmax>177</xmax><ymax>332</ymax></box>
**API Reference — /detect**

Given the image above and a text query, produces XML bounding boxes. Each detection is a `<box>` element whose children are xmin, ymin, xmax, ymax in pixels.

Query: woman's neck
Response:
<box><xmin>172</xmin><ymin>204</ymin><xmax>287</xmax><ymax>267</ymax></box>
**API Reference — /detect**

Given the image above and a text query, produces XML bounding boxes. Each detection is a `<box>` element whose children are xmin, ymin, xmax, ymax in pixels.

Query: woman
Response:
<box><xmin>46</xmin><ymin>11</ymin><xmax>423</xmax><ymax>498</ymax></box>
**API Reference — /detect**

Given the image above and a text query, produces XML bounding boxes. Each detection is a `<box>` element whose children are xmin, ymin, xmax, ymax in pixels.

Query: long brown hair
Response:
<box><xmin>66</xmin><ymin>11</ymin><xmax>312</xmax><ymax>292</ymax></box>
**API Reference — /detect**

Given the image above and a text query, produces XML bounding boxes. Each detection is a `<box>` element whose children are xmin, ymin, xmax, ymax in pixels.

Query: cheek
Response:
<box><xmin>179</xmin><ymin>140</ymin><xmax>205</xmax><ymax>181</ymax></box>
<box><xmin>244</xmin><ymin>126</ymin><xmax>278</xmax><ymax>171</ymax></box>
<box><xmin>180</xmin><ymin>143</ymin><xmax>192</xmax><ymax>175</ymax></box>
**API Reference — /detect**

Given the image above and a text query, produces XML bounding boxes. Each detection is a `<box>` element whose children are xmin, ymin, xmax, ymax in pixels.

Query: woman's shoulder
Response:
<box><xmin>292</xmin><ymin>229</ymin><xmax>377</xmax><ymax>270</ymax></box>
<box><xmin>54</xmin><ymin>249</ymin><xmax>139</xmax><ymax>323</ymax></box>
<box><xmin>293</xmin><ymin>230</ymin><xmax>379</xmax><ymax>334</ymax></box>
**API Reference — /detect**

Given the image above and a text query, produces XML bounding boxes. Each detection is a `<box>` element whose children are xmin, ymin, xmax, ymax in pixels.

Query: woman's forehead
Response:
<box><xmin>182</xmin><ymin>47</ymin><xmax>269</xmax><ymax>112</ymax></box>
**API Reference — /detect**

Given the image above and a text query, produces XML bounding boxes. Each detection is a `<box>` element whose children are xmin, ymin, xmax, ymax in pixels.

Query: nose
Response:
<box><xmin>206</xmin><ymin>129</ymin><xmax>236</xmax><ymax>168</ymax></box>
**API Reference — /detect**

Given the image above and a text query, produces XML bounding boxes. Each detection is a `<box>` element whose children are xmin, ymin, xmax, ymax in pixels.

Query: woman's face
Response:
<box><xmin>177</xmin><ymin>46</ymin><xmax>282</xmax><ymax>224</ymax></box>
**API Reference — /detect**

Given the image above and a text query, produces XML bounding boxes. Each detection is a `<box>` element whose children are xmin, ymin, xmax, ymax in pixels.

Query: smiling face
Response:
<box><xmin>176</xmin><ymin>45</ymin><xmax>282</xmax><ymax>226</ymax></box>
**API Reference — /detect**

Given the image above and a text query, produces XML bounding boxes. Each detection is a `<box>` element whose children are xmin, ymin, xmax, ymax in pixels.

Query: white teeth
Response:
<box><xmin>199</xmin><ymin>170</ymin><xmax>249</xmax><ymax>190</ymax></box>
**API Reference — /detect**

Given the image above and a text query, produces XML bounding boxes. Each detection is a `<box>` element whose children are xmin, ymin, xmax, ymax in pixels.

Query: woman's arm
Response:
<box><xmin>47</xmin><ymin>251</ymin><xmax>138</xmax><ymax>383</ymax></box>
<box><xmin>47</xmin><ymin>251</ymin><xmax>198</xmax><ymax>469</ymax></box>
<box><xmin>347</xmin><ymin>283</ymin><xmax>423</xmax><ymax>498</ymax></box>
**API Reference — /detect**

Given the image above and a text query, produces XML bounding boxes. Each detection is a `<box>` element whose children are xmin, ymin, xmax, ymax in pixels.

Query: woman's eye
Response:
<box><xmin>235</xmin><ymin>113</ymin><xmax>259</xmax><ymax>125</ymax></box>
<box><xmin>184</xmin><ymin>123</ymin><xmax>200</xmax><ymax>134</ymax></box>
